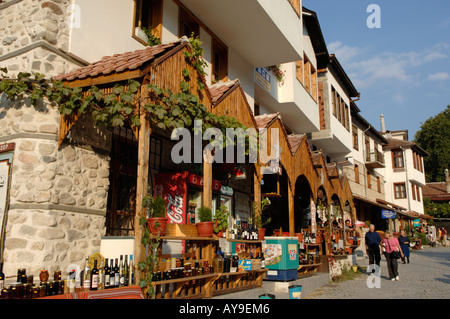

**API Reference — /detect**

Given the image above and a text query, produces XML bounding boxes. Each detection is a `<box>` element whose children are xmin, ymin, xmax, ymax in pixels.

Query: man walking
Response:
<box><xmin>365</xmin><ymin>224</ymin><xmax>382</xmax><ymax>268</ymax></box>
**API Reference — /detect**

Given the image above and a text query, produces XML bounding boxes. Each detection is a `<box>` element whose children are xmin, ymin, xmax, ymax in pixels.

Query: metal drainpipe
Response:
<box><xmin>395</xmin><ymin>146</ymin><xmax>411</xmax><ymax>233</ymax></box>
<box><xmin>362</xmin><ymin>125</ymin><xmax>371</xmax><ymax>199</ymax></box>
<box><xmin>401</xmin><ymin>146</ymin><xmax>412</xmax><ymax>212</ymax></box>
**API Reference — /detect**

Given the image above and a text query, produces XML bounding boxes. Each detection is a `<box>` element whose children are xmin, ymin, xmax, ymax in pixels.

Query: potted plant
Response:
<box><xmin>196</xmin><ymin>206</ymin><xmax>214</xmax><ymax>237</ymax></box>
<box><xmin>254</xmin><ymin>197</ymin><xmax>271</xmax><ymax>240</ymax></box>
<box><xmin>213</xmin><ymin>205</ymin><xmax>230</xmax><ymax>238</ymax></box>
<box><xmin>143</xmin><ymin>195</ymin><xmax>168</xmax><ymax>236</ymax></box>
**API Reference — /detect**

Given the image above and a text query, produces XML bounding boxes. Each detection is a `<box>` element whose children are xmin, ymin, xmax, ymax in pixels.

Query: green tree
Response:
<box><xmin>414</xmin><ymin>105</ymin><xmax>450</xmax><ymax>182</ymax></box>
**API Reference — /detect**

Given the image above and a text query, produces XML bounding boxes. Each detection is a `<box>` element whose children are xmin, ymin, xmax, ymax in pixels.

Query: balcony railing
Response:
<box><xmin>365</xmin><ymin>149</ymin><xmax>385</xmax><ymax>168</ymax></box>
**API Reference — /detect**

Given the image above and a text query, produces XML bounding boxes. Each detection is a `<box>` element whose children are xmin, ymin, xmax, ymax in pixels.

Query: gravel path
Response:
<box><xmin>305</xmin><ymin>246</ymin><xmax>450</xmax><ymax>299</ymax></box>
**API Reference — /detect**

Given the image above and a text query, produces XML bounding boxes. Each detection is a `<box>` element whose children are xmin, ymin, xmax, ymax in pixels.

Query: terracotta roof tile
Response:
<box><xmin>54</xmin><ymin>42</ymin><xmax>182</xmax><ymax>82</ymax></box>
<box><xmin>423</xmin><ymin>182</ymin><xmax>450</xmax><ymax>201</ymax></box>
<box><xmin>209</xmin><ymin>80</ymin><xmax>238</xmax><ymax>103</ymax></box>
<box><xmin>287</xmin><ymin>134</ymin><xmax>305</xmax><ymax>154</ymax></box>
<box><xmin>254</xmin><ymin>113</ymin><xmax>279</xmax><ymax>129</ymax></box>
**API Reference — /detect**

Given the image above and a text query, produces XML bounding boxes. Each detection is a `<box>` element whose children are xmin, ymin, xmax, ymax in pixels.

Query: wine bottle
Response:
<box><xmin>114</xmin><ymin>258</ymin><xmax>120</xmax><ymax>287</ymax></box>
<box><xmin>123</xmin><ymin>255</ymin><xmax>129</xmax><ymax>286</ymax></box>
<box><xmin>109</xmin><ymin>259</ymin><xmax>115</xmax><ymax>288</ymax></box>
<box><xmin>98</xmin><ymin>259</ymin><xmax>105</xmax><ymax>290</ymax></box>
<box><xmin>104</xmin><ymin>258</ymin><xmax>110</xmax><ymax>289</ymax></box>
<box><xmin>0</xmin><ymin>262</ymin><xmax>4</xmax><ymax>290</ymax></box>
<box><xmin>119</xmin><ymin>255</ymin><xmax>124</xmax><ymax>287</ymax></box>
<box><xmin>128</xmin><ymin>255</ymin><xmax>134</xmax><ymax>286</ymax></box>
<box><xmin>91</xmin><ymin>260</ymin><xmax>99</xmax><ymax>290</ymax></box>
<box><xmin>82</xmin><ymin>258</ymin><xmax>91</xmax><ymax>291</ymax></box>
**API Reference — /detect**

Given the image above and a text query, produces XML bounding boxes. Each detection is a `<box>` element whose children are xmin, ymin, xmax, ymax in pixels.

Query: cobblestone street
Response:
<box><xmin>306</xmin><ymin>246</ymin><xmax>450</xmax><ymax>299</ymax></box>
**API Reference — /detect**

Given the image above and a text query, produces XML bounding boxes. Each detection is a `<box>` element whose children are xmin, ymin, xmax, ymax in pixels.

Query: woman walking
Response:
<box><xmin>381</xmin><ymin>231</ymin><xmax>404</xmax><ymax>281</ymax></box>
<box><xmin>398</xmin><ymin>230</ymin><xmax>410</xmax><ymax>264</ymax></box>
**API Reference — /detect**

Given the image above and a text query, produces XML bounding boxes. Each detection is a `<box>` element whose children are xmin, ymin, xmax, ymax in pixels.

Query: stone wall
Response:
<box><xmin>0</xmin><ymin>94</ymin><xmax>111</xmax><ymax>281</ymax></box>
<box><xmin>0</xmin><ymin>0</ymin><xmax>83</xmax><ymax>78</ymax></box>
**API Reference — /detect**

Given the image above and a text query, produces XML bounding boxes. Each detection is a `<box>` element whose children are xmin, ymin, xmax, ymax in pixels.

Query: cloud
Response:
<box><xmin>428</xmin><ymin>72</ymin><xmax>450</xmax><ymax>81</ymax></box>
<box><xmin>327</xmin><ymin>41</ymin><xmax>449</xmax><ymax>89</ymax></box>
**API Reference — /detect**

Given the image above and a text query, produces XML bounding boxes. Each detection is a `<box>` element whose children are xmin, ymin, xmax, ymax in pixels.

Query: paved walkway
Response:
<box><xmin>305</xmin><ymin>245</ymin><xmax>450</xmax><ymax>299</ymax></box>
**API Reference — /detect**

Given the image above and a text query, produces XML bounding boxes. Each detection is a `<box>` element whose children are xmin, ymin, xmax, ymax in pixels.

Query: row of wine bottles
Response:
<box><xmin>81</xmin><ymin>255</ymin><xmax>134</xmax><ymax>291</ymax></box>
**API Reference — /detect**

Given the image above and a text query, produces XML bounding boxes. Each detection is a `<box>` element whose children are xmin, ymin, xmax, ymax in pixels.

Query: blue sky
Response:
<box><xmin>303</xmin><ymin>0</ymin><xmax>450</xmax><ymax>140</ymax></box>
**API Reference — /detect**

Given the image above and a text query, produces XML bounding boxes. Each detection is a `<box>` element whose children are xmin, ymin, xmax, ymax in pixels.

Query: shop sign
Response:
<box><xmin>413</xmin><ymin>219</ymin><xmax>420</xmax><ymax>227</ymax></box>
<box><xmin>188</xmin><ymin>173</ymin><xmax>222</xmax><ymax>192</ymax></box>
<box><xmin>0</xmin><ymin>143</ymin><xmax>15</xmax><ymax>261</ymax></box>
<box><xmin>255</xmin><ymin>67</ymin><xmax>271</xmax><ymax>93</ymax></box>
<box><xmin>288</xmin><ymin>244</ymin><xmax>297</xmax><ymax>261</ymax></box>
<box><xmin>221</xmin><ymin>186</ymin><xmax>233</xmax><ymax>196</ymax></box>
<box><xmin>381</xmin><ymin>209</ymin><xmax>395</xmax><ymax>219</ymax></box>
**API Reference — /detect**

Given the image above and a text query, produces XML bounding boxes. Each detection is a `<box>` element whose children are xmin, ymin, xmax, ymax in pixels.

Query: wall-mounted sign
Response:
<box><xmin>381</xmin><ymin>209</ymin><xmax>396</xmax><ymax>219</ymax></box>
<box><xmin>0</xmin><ymin>143</ymin><xmax>15</xmax><ymax>262</ymax></box>
<box><xmin>255</xmin><ymin>67</ymin><xmax>271</xmax><ymax>93</ymax></box>
<box><xmin>413</xmin><ymin>219</ymin><xmax>420</xmax><ymax>227</ymax></box>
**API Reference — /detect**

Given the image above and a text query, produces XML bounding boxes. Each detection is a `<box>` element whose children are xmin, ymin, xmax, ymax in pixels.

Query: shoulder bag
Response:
<box><xmin>388</xmin><ymin>240</ymin><xmax>401</xmax><ymax>259</ymax></box>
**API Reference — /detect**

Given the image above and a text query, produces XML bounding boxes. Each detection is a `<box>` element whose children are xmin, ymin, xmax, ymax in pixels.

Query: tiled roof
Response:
<box><xmin>311</xmin><ymin>151</ymin><xmax>324</xmax><ymax>166</ymax></box>
<box><xmin>254</xmin><ymin>113</ymin><xmax>279</xmax><ymax>129</ymax></box>
<box><xmin>287</xmin><ymin>134</ymin><xmax>305</xmax><ymax>154</ymax></box>
<box><xmin>383</xmin><ymin>138</ymin><xmax>429</xmax><ymax>156</ymax></box>
<box><xmin>54</xmin><ymin>41</ymin><xmax>184</xmax><ymax>82</ymax></box>
<box><xmin>423</xmin><ymin>182</ymin><xmax>450</xmax><ymax>201</ymax></box>
<box><xmin>209</xmin><ymin>80</ymin><xmax>239</xmax><ymax>103</ymax></box>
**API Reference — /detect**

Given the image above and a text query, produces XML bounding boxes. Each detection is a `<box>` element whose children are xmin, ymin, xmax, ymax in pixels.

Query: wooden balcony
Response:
<box><xmin>365</xmin><ymin>149</ymin><xmax>385</xmax><ymax>169</ymax></box>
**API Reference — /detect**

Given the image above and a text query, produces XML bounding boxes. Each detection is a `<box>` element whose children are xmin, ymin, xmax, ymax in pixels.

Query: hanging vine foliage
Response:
<box><xmin>0</xmin><ymin>36</ymin><xmax>251</xmax><ymax>150</ymax></box>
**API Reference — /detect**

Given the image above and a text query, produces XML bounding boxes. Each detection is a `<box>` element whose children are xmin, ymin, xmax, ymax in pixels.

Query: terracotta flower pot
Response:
<box><xmin>147</xmin><ymin>217</ymin><xmax>168</xmax><ymax>236</ymax></box>
<box><xmin>258</xmin><ymin>228</ymin><xmax>266</xmax><ymax>240</ymax></box>
<box><xmin>196</xmin><ymin>222</ymin><xmax>214</xmax><ymax>237</ymax></box>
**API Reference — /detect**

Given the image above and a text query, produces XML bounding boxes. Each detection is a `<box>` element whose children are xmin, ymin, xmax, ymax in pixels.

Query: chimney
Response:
<box><xmin>380</xmin><ymin>114</ymin><xmax>386</xmax><ymax>134</ymax></box>
<box><xmin>446</xmin><ymin>169</ymin><xmax>450</xmax><ymax>193</ymax></box>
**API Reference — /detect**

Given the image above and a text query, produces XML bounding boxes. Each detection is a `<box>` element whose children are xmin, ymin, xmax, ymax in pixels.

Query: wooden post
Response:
<box><xmin>203</xmin><ymin>148</ymin><xmax>213</xmax><ymax>209</ymax></box>
<box><xmin>254</xmin><ymin>170</ymin><xmax>261</xmax><ymax>220</ymax></box>
<box><xmin>134</xmin><ymin>111</ymin><xmax>151</xmax><ymax>284</ymax></box>
<box><xmin>288</xmin><ymin>179</ymin><xmax>295</xmax><ymax>236</ymax></box>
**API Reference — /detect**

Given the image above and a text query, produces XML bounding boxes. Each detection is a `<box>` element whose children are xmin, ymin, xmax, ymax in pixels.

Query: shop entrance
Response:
<box><xmin>294</xmin><ymin>175</ymin><xmax>313</xmax><ymax>232</ymax></box>
<box><xmin>260</xmin><ymin>166</ymin><xmax>288</xmax><ymax>235</ymax></box>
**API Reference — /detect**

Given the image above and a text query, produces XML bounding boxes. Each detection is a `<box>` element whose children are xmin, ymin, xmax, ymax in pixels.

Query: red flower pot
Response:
<box><xmin>147</xmin><ymin>217</ymin><xmax>168</xmax><ymax>236</ymax></box>
<box><xmin>258</xmin><ymin>228</ymin><xmax>266</xmax><ymax>240</ymax></box>
<box><xmin>196</xmin><ymin>222</ymin><xmax>214</xmax><ymax>237</ymax></box>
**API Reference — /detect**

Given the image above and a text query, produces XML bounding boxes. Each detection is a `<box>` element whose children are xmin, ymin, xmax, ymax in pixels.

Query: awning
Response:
<box><xmin>396</xmin><ymin>210</ymin><xmax>434</xmax><ymax>220</ymax></box>
<box><xmin>353</xmin><ymin>195</ymin><xmax>403</xmax><ymax>213</ymax></box>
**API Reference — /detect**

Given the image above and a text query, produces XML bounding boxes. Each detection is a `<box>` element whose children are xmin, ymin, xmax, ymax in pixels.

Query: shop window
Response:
<box><xmin>106</xmin><ymin>127</ymin><xmax>162</xmax><ymax>236</ymax></box>
<box><xmin>149</xmin><ymin>136</ymin><xmax>162</xmax><ymax>171</ymax></box>
<box><xmin>179</xmin><ymin>8</ymin><xmax>200</xmax><ymax>38</ymax></box>
<box><xmin>392</xmin><ymin>149</ymin><xmax>404</xmax><ymax>168</ymax></box>
<box><xmin>394</xmin><ymin>183</ymin><xmax>407</xmax><ymax>199</ymax></box>
<box><xmin>133</xmin><ymin>0</ymin><xmax>163</xmax><ymax>45</ymax></box>
<box><xmin>212</xmin><ymin>39</ymin><xmax>228</xmax><ymax>83</ymax></box>
<box><xmin>106</xmin><ymin>127</ymin><xmax>139</xmax><ymax>236</ymax></box>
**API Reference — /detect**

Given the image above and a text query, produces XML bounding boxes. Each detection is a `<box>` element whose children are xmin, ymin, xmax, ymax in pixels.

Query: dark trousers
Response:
<box><xmin>367</xmin><ymin>246</ymin><xmax>381</xmax><ymax>267</ymax></box>
<box><xmin>384</xmin><ymin>252</ymin><xmax>399</xmax><ymax>279</ymax></box>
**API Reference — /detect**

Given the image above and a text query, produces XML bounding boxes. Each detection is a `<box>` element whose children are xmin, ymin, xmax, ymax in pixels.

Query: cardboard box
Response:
<box><xmin>238</xmin><ymin>259</ymin><xmax>252</xmax><ymax>271</ymax></box>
